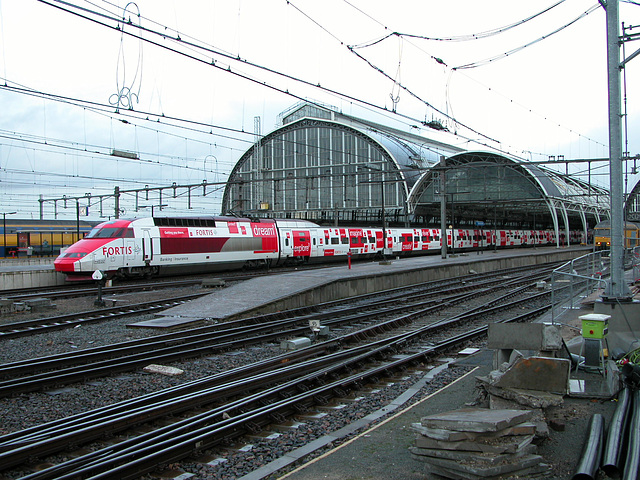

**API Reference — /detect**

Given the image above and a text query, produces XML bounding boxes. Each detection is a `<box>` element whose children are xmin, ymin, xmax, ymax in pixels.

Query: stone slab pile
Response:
<box><xmin>410</xmin><ymin>407</ymin><xmax>551</xmax><ymax>479</ymax></box>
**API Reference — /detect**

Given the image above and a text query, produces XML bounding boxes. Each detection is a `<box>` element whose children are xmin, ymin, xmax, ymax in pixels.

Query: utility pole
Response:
<box><xmin>603</xmin><ymin>0</ymin><xmax>632</xmax><ymax>300</ymax></box>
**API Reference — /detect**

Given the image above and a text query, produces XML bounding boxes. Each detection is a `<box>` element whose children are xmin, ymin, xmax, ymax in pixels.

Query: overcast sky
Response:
<box><xmin>1</xmin><ymin>0</ymin><xmax>639</xmax><ymax>220</ymax></box>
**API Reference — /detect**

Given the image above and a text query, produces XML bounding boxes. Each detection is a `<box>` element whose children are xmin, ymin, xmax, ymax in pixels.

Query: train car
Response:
<box><xmin>1</xmin><ymin>219</ymin><xmax>96</xmax><ymax>257</ymax></box>
<box><xmin>54</xmin><ymin>215</ymin><xmax>586</xmax><ymax>280</ymax></box>
<box><xmin>594</xmin><ymin>220</ymin><xmax>640</xmax><ymax>250</ymax></box>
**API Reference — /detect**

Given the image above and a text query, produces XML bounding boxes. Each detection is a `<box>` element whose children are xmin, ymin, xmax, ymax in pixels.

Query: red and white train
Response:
<box><xmin>54</xmin><ymin>216</ymin><xmax>585</xmax><ymax>280</ymax></box>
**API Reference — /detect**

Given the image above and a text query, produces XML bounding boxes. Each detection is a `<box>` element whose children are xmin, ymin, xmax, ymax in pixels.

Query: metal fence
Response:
<box><xmin>550</xmin><ymin>248</ymin><xmax>640</xmax><ymax>323</ymax></box>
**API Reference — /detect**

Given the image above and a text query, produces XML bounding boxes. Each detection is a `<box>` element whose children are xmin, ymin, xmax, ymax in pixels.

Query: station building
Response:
<box><xmin>221</xmin><ymin>102</ymin><xmax>610</xmax><ymax>243</ymax></box>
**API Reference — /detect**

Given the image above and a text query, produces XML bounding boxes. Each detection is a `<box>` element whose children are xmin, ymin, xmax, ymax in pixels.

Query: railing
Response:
<box><xmin>551</xmin><ymin>251</ymin><xmax>609</xmax><ymax>323</ymax></box>
<box><xmin>550</xmin><ymin>248</ymin><xmax>640</xmax><ymax>323</ymax></box>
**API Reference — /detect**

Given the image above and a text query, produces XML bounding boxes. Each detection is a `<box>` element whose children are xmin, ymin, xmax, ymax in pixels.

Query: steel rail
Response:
<box><xmin>0</xmin><ymin>284</ymin><xmax>551</xmax><ymax>462</ymax></box>
<box><xmin>14</xmin><ymin>306</ymin><xmax>549</xmax><ymax>480</ymax></box>
<box><xmin>0</xmin><ymin>275</ymin><xmax>552</xmax><ymax>397</ymax></box>
<box><xmin>0</xmin><ymin>269</ymin><xmax>546</xmax><ymax>379</ymax></box>
<box><xmin>0</xmin><ymin>292</ymin><xmax>209</xmax><ymax>339</ymax></box>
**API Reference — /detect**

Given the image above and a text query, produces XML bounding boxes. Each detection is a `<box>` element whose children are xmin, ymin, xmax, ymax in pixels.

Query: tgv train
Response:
<box><xmin>54</xmin><ymin>216</ymin><xmax>585</xmax><ymax>280</ymax></box>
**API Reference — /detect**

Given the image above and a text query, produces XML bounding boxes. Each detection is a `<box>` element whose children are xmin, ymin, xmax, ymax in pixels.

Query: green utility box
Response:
<box><xmin>580</xmin><ymin>313</ymin><xmax>610</xmax><ymax>339</ymax></box>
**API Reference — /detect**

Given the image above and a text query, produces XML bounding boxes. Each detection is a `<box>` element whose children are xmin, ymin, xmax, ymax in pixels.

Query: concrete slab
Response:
<box><xmin>481</xmin><ymin>382</ymin><xmax>565</xmax><ymax>409</ymax></box>
<box><xmin>411</xmin><ymin>422</ymin><xmax>536</xmax><ymax>442</ymax></box>
<box><xmin>493</xmin><ymin>356</ymin><xmax>570</xmax><ymax>394</ymax></box>
<box><xmin>408</xmin><ymin>444</ymin><xmax>537</xmax><ymax>465</ymax></box>
<box><xmin>126</xmin><ymin>316</ymin><xmax>206</xmax><ymax>329</ymax></box>
<box><xmin>416</xmin><ymin>458</ymin><xmax>551</xmax><ymax>480</ymax></box>
<box><xmin>142</xmin><ymin>364</ymin><xmax>184</xmax><ymax>376</ymax></box>
<box><xmin>413</xmin><ymin>433</ymin><xmax>535</xmax><ymax>454</ymax></box>
<box><xmin>410</xmin><ymin>451</ymin><xmax>544</xmax><ymax>477</ymax></box>
<box><xmin>420</xmin><ymin>408</ymin><xmax>533</xmax><ymax>433</ymax></box>
<box><xmin>487</xmin><ymin>323</ymin><xmax>562</xmax><ymax>351</ymax></box>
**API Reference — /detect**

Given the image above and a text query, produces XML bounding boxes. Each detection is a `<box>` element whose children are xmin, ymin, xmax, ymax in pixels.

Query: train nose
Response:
<box><xmin>54</xmin><ymin>252</ymin><xmax>88</xmax><ymax>273</ymax></box>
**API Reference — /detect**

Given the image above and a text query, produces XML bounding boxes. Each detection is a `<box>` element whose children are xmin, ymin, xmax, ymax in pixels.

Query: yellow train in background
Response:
<box><xmin>1</xmin><ymin>219</ymin><xmax>97</xmax><ymax>257</ymax></box>
<box><xmin>593</xmin><ymin>220</ymin><xmax>640</xmax><ymax>250</ymax></box>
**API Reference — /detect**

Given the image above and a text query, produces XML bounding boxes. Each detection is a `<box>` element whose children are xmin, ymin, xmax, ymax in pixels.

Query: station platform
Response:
<box><xmin>0</xmin><ymin>260</ymin><xmax>62</xmax><ymax>290</ymax></box>
<box><xmin>156</xmin><ymin>246</ymin><xmax>588</xmax><ymax>325</ymax></box>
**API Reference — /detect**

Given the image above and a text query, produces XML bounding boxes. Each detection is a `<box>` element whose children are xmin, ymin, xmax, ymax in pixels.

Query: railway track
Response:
<box><xmin>0</xmin><ymin>291</ymin><xmax>210</xmax><ymax>339</ymax></box>
<box><xmin>0</xmin><ymin>265</ymin><xmax>555</xmax><ymax>396</ymax></box>
<box><xmin>0</xmin><ymin>264</ymin><xmax>563</xmax><ymax>479</ymax></box>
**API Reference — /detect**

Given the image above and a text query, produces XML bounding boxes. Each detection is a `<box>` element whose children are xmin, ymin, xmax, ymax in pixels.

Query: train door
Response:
<box><xmin>18</xmin><ymin>232</ymin><xmax>30</xmax><ymax>256</ymax></box>
<box><xmin>420</xmin><ymin>229</ymin><xmax>430</xmax><ymax>251</ymax></box>
<box><xmin>499</xmin><ymin>230</ymin><xmax>507</xmax><ymax>247</ymax></box>
<box><xmin>399</xmin><ymin>231</ymin><xmax>413</xmax><ymax>252</ymax></box>
<box><xmin>322</xmin><ymin>229</ymin><xmax>333</xmax><ymax>257</ymax></box>
<box><xmin>375</xmin><ymin>230</ymin><xmax>384</xmax><ymax>251</ymax></box>
<box><xmin>292</xmin><ymin>230</ymin><xmax>311</xmax><ymax>258</ymax></box>
<box><xmin>142</xmin><ymin>229</ymin><xmax>153</xmax><ymax>261</ymax></box>
<box><xmin>125</xmin><ymin>238</ymin><xmax>137</xmax><ymax>263</ymax></box>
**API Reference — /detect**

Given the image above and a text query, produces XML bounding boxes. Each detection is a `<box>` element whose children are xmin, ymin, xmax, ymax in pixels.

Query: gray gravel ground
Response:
<box><xmin>0</xmin><ymin>285</ymin><xmax>626</xmax><ymax>480</ymax></box>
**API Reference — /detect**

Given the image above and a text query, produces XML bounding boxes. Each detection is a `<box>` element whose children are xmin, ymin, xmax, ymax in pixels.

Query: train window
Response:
<box><xmin>341</xmin><ymin>237</ymin><xmax>349</xmax><ymax>244</ymax></box>
<box><xmin>434</xmin><ymin>235</ymin><xmax>440</xmax><ymax>241</ymax></box>
<box><xmin>61</xmin><ymin>252</ymin><xmax>87</xmax><ymax>258</ymax></box>
<box><xmin>368</xmin><ymin>236</ymin><xmax>375</xmax><ymax>243</ymax></box>
<box><xmin>414</xmin><ymin>236</ymin><xmax>420</xmax><ymax>242</ymax></box>
<box><xmin>422</xmin><ymin>236</ymin><xmax>428</xmax><ymax>242</ymax></box>
<box><xmin>124</xmin><ymin>228</ymin><xmax>134</xmax><ymax>238</ymax></box>
<box><xmin>87</xmin><ymin>227</ymin><xmax>126</xmax><ymax>239</ymax></box>
<box><xmin>331</xmin><ymin>237</ymin><xmax>339</xmax><ymax>245</ymax></box>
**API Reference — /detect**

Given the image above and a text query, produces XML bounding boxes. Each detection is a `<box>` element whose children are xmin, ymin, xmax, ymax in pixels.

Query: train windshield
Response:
<box><xmin>86</xmin><ymin>227</ymin><xmax>128</xmax><ymax>239</ymax></box>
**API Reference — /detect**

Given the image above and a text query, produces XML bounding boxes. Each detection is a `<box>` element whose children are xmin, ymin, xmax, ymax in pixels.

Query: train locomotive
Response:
<box><xmin>54</xmin><ymin>215</ymin><xmax>585</xmax><ymax>280</ymax></box>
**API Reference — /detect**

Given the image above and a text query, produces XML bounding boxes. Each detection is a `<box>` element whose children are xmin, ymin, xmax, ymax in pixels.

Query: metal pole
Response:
<box><xmin>381</xmin><ymin>175</ymin><xmax>387</xmax><ymax>256</ymax></box>
<box><xmin>114</xmin><ymin>186</ymin><xmax>121</xmax><ymax>219</ymax></box>
<box><xmin>440</xmin><ymin>157</ymin><xmax>447</xmax><ymax>259</ymax></box>
<box><xmin>2</xmin><ymin>212</ymin><xmax>16</xmax><ymax>258</ymax></box>
<box><xmin>604</xmin><ymin>0</ymin><xmax>631</xmax><ymax>299</ymax></box>
<box><xmin>2</xmin><ymin>214</ymin><xmax>6</xmax><ymax>258</ymax></box>
<box><xmin>76</xmin><ymin>200</ymin><xmax>80</xmax><ymax>242</ymax></box>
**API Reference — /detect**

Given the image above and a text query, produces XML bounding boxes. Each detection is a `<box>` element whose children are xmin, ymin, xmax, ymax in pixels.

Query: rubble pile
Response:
<box><xmin>410</xmin><ymin>407</ymin><xmax>551</xmax><ymax>479</ymax></box>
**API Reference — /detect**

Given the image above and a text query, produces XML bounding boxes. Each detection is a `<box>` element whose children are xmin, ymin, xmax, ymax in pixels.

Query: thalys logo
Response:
<box><xmin>102</xmin><ymin>246</ymin><xmax>133</xmax><ymax>257</ymax></box>
<box><xmin>252</xmin><ymin>225</ymin><xmax>276</xmax><ymax>237</ymax></box>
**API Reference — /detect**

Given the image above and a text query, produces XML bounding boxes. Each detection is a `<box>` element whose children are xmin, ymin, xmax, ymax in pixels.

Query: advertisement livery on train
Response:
<box><xmin>54</xmin><ymin>216</ymin><xmax>585</xmax><ymax>280</ymax></box>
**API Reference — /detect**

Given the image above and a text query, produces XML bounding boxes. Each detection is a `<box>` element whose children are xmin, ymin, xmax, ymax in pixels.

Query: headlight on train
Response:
<box><xmin>61</xmin><ymin>252</ymin><xmax>88</xmax><ymax>259</ymax></box>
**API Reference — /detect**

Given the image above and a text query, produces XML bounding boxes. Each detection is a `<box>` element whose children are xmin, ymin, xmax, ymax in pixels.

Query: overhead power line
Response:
<box><xmin>347</xmin><ymin>0</ymin><xmax>568</xmax><ymax>46</ymax></box>
<box><xmin>453</xmin><ymin>4</ymin><xmax>601</xmax><ymax>70</ymax></box>
<box><xmin>38</xmin><ymin>0</ymin><xmax>508</xmax><ymax>149</ymax></box>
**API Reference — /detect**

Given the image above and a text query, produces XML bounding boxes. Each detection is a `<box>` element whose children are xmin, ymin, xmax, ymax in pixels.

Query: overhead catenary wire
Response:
<box><xmin>347</xmin><ymin>0</ymin><xmax>568</xmax><ymax>46</ymax></box>
<box><xmin>28</xmin><ymin>0</ymin><xmax>612</xmax><ymax>164</ymax></box>
<box><xmin>452</xmin><ymin>4</ymin><xmax>601</xmax><ymax>70</ymax></box>
<box><xmin>341</xmin><ymin>0</ymin><xmax>608</xmax><ymax>151</ymax></box>
<box><xmin>2</xmin><ymin>1</ymin><xmax>623</xmax><ymax>219</ymax></box>
<box><xmin>40</xmin><ymin>0</ymin><xmax>506</xmax><ymax>149</ymax></box>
